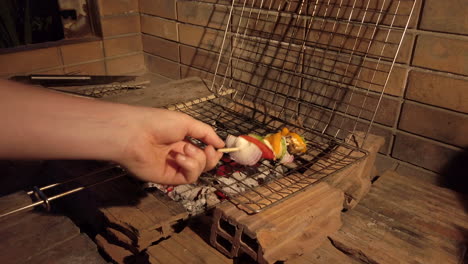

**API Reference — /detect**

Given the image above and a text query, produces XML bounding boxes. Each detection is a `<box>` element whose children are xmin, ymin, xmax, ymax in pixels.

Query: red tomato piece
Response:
<box><xmin>239</xmin><ymin>135</ymin><xmax>275</xmax><ymax>160</ymax></box>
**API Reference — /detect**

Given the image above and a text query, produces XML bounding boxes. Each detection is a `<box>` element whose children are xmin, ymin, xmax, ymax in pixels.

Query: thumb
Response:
<box><xmin>186</xmin><ymin>119</ymin><xmax>225</xmax><ymax>148</ymax></box>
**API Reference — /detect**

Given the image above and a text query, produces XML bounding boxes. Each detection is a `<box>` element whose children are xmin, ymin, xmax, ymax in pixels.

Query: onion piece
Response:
<box><xmin>225</xmin><ymin>135</ymin><xmax>238</xmax><ymax>147</ymax></box>
<box><xmin>225</xmin><ymin>135</ymin><xmax>262</xmax><ymax>165</ymax></box>
<box><xmin>279</xmin><ymin>151</ymin><xmax>294</xmax><ymax>164</ymax></box>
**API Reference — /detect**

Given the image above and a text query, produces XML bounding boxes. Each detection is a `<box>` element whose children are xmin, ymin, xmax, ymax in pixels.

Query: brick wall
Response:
<box><xmin>141</xmin><ymin>0</ymin><xmax>467</xmax><ymax>186</ymax></box>
<box><xmin>140</xmin><ymin>0</ymin><xmax>229</xmax><ymax>80</ymax></box>
<box><xmin>382</xmin><ymin>0</ymin><xmax>468</xmax><ymax>184</ymax></box>
<box><xmin>0</xmin><ymin>0</ymin><xmax>144</xmax><ymax>78</ymax></box>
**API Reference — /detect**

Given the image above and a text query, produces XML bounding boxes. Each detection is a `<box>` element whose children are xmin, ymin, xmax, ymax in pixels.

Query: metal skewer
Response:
<box><xmin>0</xmin><ymin>165</ymin><xmax>127</xmax><ymax>219</ymax></box>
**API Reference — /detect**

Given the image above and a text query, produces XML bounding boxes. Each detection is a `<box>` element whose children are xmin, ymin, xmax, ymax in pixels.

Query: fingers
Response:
<box><xmin>184</xmin><ymin>143</ymin><xmax>206</xmax><ymax>173</ymax></box>
<box><xmin>175</xmin><ymin>152</ymin><xmax>200</xmax><ymax>184</ymax></box>
<box><xmin>185</xmin><ymin>119</ymin><xmax>225</xmax><ymax>149</ymax></box>
<box><xmin>174</xmin><ymin>143</ymin><xmax>206</xmax><ymax>183</ymax></box>
<box><xmin>174</xmin><ymin>143</ymin><xmax>222</xmax><ymax>183</ymax></box>
<box><xmin>204</xmin><ymin>145</ymin><xmax>223</xmax><ymax>171</ymax></box>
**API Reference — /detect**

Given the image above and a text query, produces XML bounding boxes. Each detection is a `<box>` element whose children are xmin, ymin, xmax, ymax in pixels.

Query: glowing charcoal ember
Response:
<box><xmin>214</xmin><ymin>190</ymin><xmax>228</xmax><ymax>200</ymax></box>
<box><xmin>216</xmin><ymin>165</ymin><xmax>234</xmax><ymax>176</ymax></box>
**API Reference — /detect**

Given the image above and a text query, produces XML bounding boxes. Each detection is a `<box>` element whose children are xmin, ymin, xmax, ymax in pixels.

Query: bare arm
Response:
<box><xmin>0</xmin><ymin>79</ymin><xmax>224</xmax><ymax>184</ymax></box>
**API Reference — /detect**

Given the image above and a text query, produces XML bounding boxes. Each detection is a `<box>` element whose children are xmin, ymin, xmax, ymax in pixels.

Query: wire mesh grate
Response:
<box><xmin>170</xmin><ymin>95</ymin><xmax>366</xmax><ymax>214</ymax></box>
<box><xmin>169</xmin><ymin>0</ymin><xmax>415</xmax><ymax>214</ymax></box>
<box><xmin>212</xmin><ymin>0</ymin><xmax>416</xmax><ymax>142</ymax></box>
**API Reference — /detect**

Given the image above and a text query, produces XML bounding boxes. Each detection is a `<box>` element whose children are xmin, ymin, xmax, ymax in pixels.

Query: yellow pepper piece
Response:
<box><xmin>265</xmin><ymin>132</ymin><xmax>283</xmax><ymax>157</ymax></box>
<box><xmin>281</xmin><ymin>127</ymin><xmax>289</xmax><ymax>136</ymax></box>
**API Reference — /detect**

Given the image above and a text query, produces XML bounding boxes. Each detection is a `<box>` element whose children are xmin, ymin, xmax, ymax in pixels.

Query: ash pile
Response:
<box><xmin>145</xmin><ymin>157</ymin><xmax>287</xmax><ymax>215</ymax></box>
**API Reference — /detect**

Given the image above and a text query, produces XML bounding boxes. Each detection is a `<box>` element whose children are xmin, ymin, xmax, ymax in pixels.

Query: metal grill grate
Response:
<box><xmin>212</xmin><ymin>0</ymin><xmax>416</xmax><ymax>143</ymax></box>
<box><xmin>170</xmin><ymin>96</ymin><xmax>366</xmax><ymax>213</ymax></box>
<box><xmin>170</xmin><ymin>0</ymin><xmax>416</xmax><ymax>214</ymax></box>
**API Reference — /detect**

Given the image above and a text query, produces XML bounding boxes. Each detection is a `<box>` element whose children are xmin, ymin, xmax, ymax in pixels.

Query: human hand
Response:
<box><xmin>116</xmin><ymin>108</ymin><xmax>224</xmax><ymax>185</ymax></box>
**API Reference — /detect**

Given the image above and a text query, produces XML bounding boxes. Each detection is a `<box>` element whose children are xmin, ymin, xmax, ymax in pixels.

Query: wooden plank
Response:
<box><xmin>260</xmin><ymin>206</ymin><xmax>343</xmax><ymax>263</ymax></box>
<box><xmin>0</xmin><ymin>191</ymin><xmax>32</xmax><ymax>216</ymax></box>
<box><xmin>362</xmin><ymin>187</ymin><xmax>468</xmax><ymax>242</ymax></box>
<box><xmin>160</xmin><ymin>237</ymin><xmax>205</xmax><ymax>264</ymax></box>
<box><xmin>0</xmin><ymin>207</ymin><xmax>41</xmax><ymax>232</ymax></box>
<box><xmin>29</xmin><ymin>234</ymin><xmax>106</xmax><ymax>264</ymax></box>
<box><xmin>364</xmin><ymin>173</ymin><xmax>468</xmax><ymax>242</ymax></box>
<box><xmin>173</xmin><ymin>228</ymin><xmax>232</xmax><ymax>264</ymax></box>
<box><xmin>148</xmin><ymin>255</ymin><xmax>161</xmax><ymax>264</ymax></box>
<box><xmin>95</xmin><ymin>234</ymin><xmax>133</xmax><ymax>264</ymax></box>
<box><xmin>0</xmin><ymin>213</ymin><xmax>80</xmax><ymax>264</ymax></box>
<box><xmin>286</xmin><ymin>240</ymin><xmax>363</xmax><ymax>264</ymax></box>
<box><xmin>328</xmin><ymin>170</ymin><xmax>468</xmax><ymax>264</ymax></box>
<box><xmin>242</xmin><ymin>182</ymin><xmax>333</xmax><ymax>233</ymax></box>
<box><xmin>147</xmin><ymin>240</ymin><xmax>185</xmax><ymax>264</ymax></box>
<box><xmin>147</xmin><ymin>227</ymin><xmax>232</xmax><ymax>264</ymax></box>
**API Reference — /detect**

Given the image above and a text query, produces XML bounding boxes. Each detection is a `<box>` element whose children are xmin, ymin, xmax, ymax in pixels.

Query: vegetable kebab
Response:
<box><xmin>221</xmin><ymin>128</ymin><xmax>307</xmax><ymax>165</ymax></box>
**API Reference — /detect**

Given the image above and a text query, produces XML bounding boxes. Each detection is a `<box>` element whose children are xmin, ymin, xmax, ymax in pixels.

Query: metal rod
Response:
<box><xmin>27</xmin><ymin>164</ymin><xmax>118</xmax><ymax>195</ymax></box>
<box><xmin>0</xmin><ymin>170</ymin><xmax>126</xmax><ymax>219</ymax></box>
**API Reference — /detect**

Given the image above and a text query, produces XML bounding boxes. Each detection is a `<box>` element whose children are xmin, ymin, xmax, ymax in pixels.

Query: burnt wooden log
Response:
<box><xmin>328</xmin><ymin>170</ymin><xmax>468</xmax><ymax>264</ymax></box>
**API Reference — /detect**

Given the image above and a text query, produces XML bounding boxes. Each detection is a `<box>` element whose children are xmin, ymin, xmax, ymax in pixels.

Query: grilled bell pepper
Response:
<box><xmin>265</xmin><ymin>132</ymin><xmax>287</xmax><ymax>159</ymax></box>
<box><xmin>285</xmin><ymin>132</ymin><xmax>307</xmax><ymax>154</ymax></box>
<box><xmin>240</xmin><ymin>135</ymin><xmax>275</xmax><ymax>160</ymax></box>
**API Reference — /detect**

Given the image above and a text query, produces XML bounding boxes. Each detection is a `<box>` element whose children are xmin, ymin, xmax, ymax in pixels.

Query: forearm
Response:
<box><xmin>0</xmin><ymin>79</ymin><xmax>135</xmax><ymax>161</ymax></box>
